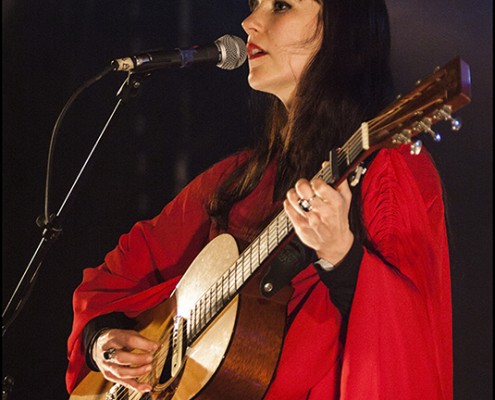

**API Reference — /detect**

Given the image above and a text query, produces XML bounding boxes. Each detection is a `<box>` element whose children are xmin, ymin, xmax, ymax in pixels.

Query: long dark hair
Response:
<box><xmin>209</xmin><ymin>0</ymin><xmax>395</xmax><ymax>239</ymax></box>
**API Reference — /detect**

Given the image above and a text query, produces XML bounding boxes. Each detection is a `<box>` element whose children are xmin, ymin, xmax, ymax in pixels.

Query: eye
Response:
<box><xmin>273</xmin><ymin>1</ymin><xmax>291</xmax><ymax>13</ymax></box>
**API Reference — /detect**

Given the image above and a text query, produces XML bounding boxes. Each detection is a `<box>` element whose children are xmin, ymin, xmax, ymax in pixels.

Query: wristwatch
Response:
<box><xmin>314</xmin><ymin>258</ymin><xmax>337</xmax><ymax>271</ymax></box>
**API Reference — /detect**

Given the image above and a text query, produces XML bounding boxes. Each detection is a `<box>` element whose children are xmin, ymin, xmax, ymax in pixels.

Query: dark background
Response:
<box><xmin>2</xmin><ymin>1</ymin><xmax>492</xmax><ymax>399</ymax></box>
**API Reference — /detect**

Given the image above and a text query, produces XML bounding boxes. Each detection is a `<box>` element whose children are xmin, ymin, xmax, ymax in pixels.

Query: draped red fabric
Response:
<box><xmin>66</xmin><ymin>145</ymin><xmax>452</xmax><ymax>400</ymax></box>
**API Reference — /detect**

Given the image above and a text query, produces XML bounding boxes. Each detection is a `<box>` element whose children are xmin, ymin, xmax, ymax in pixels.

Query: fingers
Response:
<box><xmin>94</xmin><ymin>329</ymin><xmax>160</xmax><ymax>394</ymax></box>
<box><xmin>103</xmin><ymin>346</ymin><xmax>155</xmax><ymax>369</ymax></box>
<box><xmin>295</xmin><ymin>179</ymin><xmax>315</xmax><ymax>202</ymax></box>
<box><xmin>102</xmin><ymin>368</ymin><xmax>154</xmax><ymax>393</ymax></box>
<box><xmin>286</xmin><ymin>178</ymin><xmax>349</xmax><ymax>217</ymax></box>
<box><xmin>286</xmin><ymin>181</ymin><xmax>313</xmax><ymax>218</ymax></box>
<box><xmin>284</xmin><ymin>176</ymin><xmax>354</xmax><ymax>260</ymax></box>
<box><xmin>102</xmin><ymin>329</ymin><xmax>160</xmax><ymax>353</ymax></box>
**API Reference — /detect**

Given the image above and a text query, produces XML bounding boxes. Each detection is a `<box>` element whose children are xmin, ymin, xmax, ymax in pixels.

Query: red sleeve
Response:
<box><xmin>341</xmin><ymin>146</ymin><xmax>452</xmax><ymax>399</ymax></box>
<box><xmin>66</xmin><ymin>152</ymin><xmax>248</xmax><ymax>393</ymax></box>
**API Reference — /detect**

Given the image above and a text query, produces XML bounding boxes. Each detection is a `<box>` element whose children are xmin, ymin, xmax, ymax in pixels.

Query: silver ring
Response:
<box><xmin>103</xmin><ymin>347</ymin><xmax>117</xmax><ymax>361</ymax></box>
<box><xmin>298</xmin><ymin>196</ymin><xmax>315</xmax><ymax>212</ymax></box>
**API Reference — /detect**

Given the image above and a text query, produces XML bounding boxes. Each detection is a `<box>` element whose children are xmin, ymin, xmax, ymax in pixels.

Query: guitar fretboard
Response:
<box><xmin>184</xmin><ymin>54</ymin><xmax>472</xmax><ymax>344</ymax></box>
<box><xmin>186</xmin><ymin>127</ymin><xmax>370</xmax><ymax>344</ymax></box>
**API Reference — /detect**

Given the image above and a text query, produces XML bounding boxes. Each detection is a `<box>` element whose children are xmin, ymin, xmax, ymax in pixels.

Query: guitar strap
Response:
<box><xmin>259</xmin><ymin>235</ymin><xmax>317</xmax><ymax>298</ymax></box>
<box><xmin>286</xmin><ymin>280</ymin><xmax>319</xmax><ymax>329</ymax></box>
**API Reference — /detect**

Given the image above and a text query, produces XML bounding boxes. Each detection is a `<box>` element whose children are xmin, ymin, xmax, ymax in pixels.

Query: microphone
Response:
<box><xmin>111</xmin><ymin>34</ymin><xmax>247</xmax><ymax>73</ymax></box>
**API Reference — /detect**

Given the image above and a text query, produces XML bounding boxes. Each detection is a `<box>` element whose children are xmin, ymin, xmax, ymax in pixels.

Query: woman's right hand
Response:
<box><xmin>92</xmin><ymin>328</ymin><xmax>160</xmax><ymax>393</ymax></box>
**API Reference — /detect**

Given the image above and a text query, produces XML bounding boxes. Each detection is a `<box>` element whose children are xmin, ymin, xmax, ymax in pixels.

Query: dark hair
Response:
<box><xmin>209</xmin><ymin>0</ymin><xmax>394</xmax><ymax>238</ymax></box>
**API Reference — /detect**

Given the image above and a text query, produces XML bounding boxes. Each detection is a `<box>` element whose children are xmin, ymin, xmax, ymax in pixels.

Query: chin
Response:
<box><xmin>247</xmin><ymin>75</ymin><xmax>273</xmax><ymax>96</ymax></box>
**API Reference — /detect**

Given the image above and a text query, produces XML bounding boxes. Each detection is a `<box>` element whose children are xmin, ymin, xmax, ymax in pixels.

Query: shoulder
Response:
<box><xmin>362</xmin><ymin>145</ymin><xmax>443</xmax><ymax>204</ymax></box>
<box><xmin>191</xmin><ymin>150</ymin><xmax>252</xmax><ymax>186</ymax></box>
<box><xmin>173</xmin><ymin>150</ymin><xmax>252</xmax><ymax>203</ymax></box>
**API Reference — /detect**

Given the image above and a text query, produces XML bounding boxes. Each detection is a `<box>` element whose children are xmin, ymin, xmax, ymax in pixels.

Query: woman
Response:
<box><xmin>66</xmin><ymin>0</ymin><xmax>453</xmax><ymax>398</ymax></box>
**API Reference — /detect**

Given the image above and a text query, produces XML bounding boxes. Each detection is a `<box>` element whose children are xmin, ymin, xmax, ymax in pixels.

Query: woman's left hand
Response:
<box><xmin>284</xmin><ymin>177</ymin><xmax>355</xmax><ymax>265</ymax></box>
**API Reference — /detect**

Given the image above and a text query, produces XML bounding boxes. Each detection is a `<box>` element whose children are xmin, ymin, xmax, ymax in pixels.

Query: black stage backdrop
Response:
<box><xmin>2</xmin><ymin>1</ymin><xmax>492</xmax><ymax>399</ymax></box>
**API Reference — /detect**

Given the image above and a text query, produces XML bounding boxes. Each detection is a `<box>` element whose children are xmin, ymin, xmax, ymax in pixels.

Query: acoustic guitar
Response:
<box><xmin>69</xmin><ymin>56</ymin><xmax>471</xmax><ymax>400</ymax></box>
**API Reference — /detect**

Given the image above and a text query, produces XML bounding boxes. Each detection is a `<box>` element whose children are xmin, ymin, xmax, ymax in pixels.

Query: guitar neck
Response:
<box><xmin>185</xmin><ymin>56</ymin><xmax>471</xmax><ymax>345</ymax></box>
<box><xmin>186</xmin><ymin>209</ymin><xmax>293</xmax><ymax>343</ymax></box>
<box><xmin>185</xmin><ymin>130</ymin><xmax>370</xmax><ymax>344</ymax></box>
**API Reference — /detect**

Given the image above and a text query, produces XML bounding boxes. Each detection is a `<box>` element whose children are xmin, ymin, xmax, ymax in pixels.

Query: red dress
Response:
<box><xmin>66</xmin><ymin>145</ymin><xmax>452</xmax><ymax>399</ymax></box>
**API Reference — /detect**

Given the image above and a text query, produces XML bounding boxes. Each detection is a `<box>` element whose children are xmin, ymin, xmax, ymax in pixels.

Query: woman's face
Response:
<box><xmin>242</xmin><ymin>0</ymin><xmax>322</xmax><ymax>107</ymax></box>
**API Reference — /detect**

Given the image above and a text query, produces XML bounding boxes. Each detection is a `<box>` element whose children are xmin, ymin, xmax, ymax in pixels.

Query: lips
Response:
<box><xmin>247</xmin><ymin>42</ymin><xmax>267</xmax><ymax>60</ymax></box>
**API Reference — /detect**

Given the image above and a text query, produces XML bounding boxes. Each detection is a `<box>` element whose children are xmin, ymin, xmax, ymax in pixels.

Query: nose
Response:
<box><xmin>241</xmin><ymin>11</ymin><xmax>261</xmax><ymax>35</ymax></box>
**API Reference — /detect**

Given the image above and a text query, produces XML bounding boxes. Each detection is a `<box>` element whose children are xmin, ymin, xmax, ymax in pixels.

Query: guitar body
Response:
<box><xmin>70</xmin><ymin>233</ymin><xmax>293</xmax><ymax>400</ymax></box>
<box><xmin>70</xmin><ymin>57</ymin><xmax>471</xmax><ymax>400</ymax></box>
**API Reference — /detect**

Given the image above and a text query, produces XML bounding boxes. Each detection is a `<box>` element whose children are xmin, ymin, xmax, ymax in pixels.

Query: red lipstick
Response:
<box><xmin>247</xmin><ymin>42</ymin><xmax>267</xmax><ymax>60</ymax></box>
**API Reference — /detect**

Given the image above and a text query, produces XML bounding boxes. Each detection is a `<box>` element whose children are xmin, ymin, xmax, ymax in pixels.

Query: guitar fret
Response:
<box><xmin>182</xmin><ymin>57</ymin><xmax>471</xmax><ymax>349</ymax></box>
<box><xmin>238</xmin><ymin>261</ymin><xmax>242</xmax><ymax>289</ymax></box>
<box><xmin>253</xmin><ymin>239</ymin><xmax>260</xmax><ymax>267</ymax></box>
<box><xmin>203</xmin><ymin>291</ymin><xmax>209</xmax><ymax>323</ymax></box>
<box><xmin>259</xmin><ymin>234</ymin><xmax>266</xmax><ymax>261</ymax></box>
<box><xmin>218</xmin><ymin>282</ymin><xmax>223</xmax><ymax>309</ymax></box>
<box><xmin>241</xmin><ymin>253</ymin><xmax>246</xmax><ymax>284</ymax></box>
<box><xmin>203</xmin><ymin>296</ymin><xmax>207</xmax><ymax>326</ymax></box>
<box><xmin>187</xmin><ymin>310</ymin><xmax>193</xmax><ymax>339</ymax></box>
<box><xmin>207</xmin><ymin>288</ymin><xmax>212</xmax><ymax>321</ymax></box>
<box><xmin>259</xmin><ymin>236</ymin><xmax>264</xmax><ymax>263</ymax></box>
<box><xmin>230</xmin><ymin>266</ymin><xmax>236</xmax><ymax>295</ymax></box>
<box><xmin>276</xmin><ymin>216</ymin><xmax>280</xmax><ymax>244</ymax></box>
<box><xmin>235</xmin><ymin>261</ymin><xmax>242</xmax><ymax>289</ymax></box>
<box><xmin>232</xmin><ymin>266</ymin><xmax>238</xmax><ymax>293</ymax></box>
<box><xmin>193</xmin><ymin>304</ymin><xmax>198</xmax><ymax>337</ymax></box>
<box><xmin>227</xmin><ymin>268</ymin><xmax>233</xmax><ymax>297</ymax></box>
<box><xmin>221</xmin><ymin>273</ymin><xmax>226</xmax><ymax>306</ymax></box>
<box><xmin>193</xmin><ymin>304</ymin><xmax>198</xmax><ymax>338</ymax></box>
<box><xmin>214</xmin><ymin>281</ymin><xmax>219</xmax><ymax>314</ymax></box>
<box><xmin>212</xmin><ymin>286</ymin><xmax>220</xmax><ymax>316</ymax></box>
<box><xmin>203</xmin><ymin>297</ymin><xmax>207</xmax><ymax>326</ymax></box>
<box><xmin>199</xmin><ymin>298</ymin><xmax>204</xmax><ymax>328</ymax></box>
<box><xmin>248</xmin><ymin>246</ymin><xmax>253</xmax><ymax>275</ymax></box>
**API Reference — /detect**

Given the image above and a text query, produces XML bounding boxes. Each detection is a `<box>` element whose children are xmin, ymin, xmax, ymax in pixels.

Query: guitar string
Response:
<box><xmin>110</xmin><ymin>322</ymin><xmax>176</xmax><ymax>400</ymax></box>
<box><xmin>186</xmin><ymin>111</ymin><xmax>396</xmax><ymax>340</ymax></box>
<box><xmin>186</xmin><ymin>127</ymin><xmax>368</xmax><ymax>340</ymax></box>
<box><xmin>111</xmin><ymin>82</ymin><xmax>446</xmax><ymax>398</ymax></box>
<box><xmin>205</xmin><ymin>75</ymin><xmax>437</xmax><ymax>342</ymax></box>
<box><xmin>112</xmin><ymin>217</ymin><xmax>292</xmax><ymax>400</ymax></box>
<box><xmin>112</xmin><ymin>133</ymin><xmax>367</xmax><ymax>400</ymax></box>
<box><xmin>111</xmin><ymin>117</ymin><xmax>390</xmax><ymax>400</ymax></box>
<box><xmin>112</xmin><ymin>215</ymin><xmax>292</xmax><ymax>399</ymax></box>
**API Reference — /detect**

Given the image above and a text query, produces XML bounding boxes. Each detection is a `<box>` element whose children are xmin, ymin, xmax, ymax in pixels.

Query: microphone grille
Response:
<box><xmin>215</xmin><ymin>35</ymin><xmax>247</xmax><ymax>70</ymax></box>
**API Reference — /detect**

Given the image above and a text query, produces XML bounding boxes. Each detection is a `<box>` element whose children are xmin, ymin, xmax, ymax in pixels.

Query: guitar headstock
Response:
<box><xmin>317</xmin><ymin>57</ymin><xmax>472</xmax><ymax>188</ymax></box>
<box><xmin>367</xmin><ymin>56</ymin><xmax>472</xmax><ymax>153</ymax></box>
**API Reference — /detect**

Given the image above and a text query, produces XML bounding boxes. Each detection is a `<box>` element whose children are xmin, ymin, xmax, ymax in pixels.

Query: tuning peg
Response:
<box><xmin>450</xmin><ymin>118</ymin><xmax>462</xmax><ymax>131</ymax></box>
<box><xmin>431</xmin><ymin>131</ymin><xmax>442</xmax><ymax>142</ymax></box>
<box><xmin>416</xmin><ymin>118</ymin><xmax>441</xmax><ymax>142</ymax></box>
<box><xmin>435</xmin><ymin>105</ymin><xmax>462</xmax><ymax>131</ymax></box>
<box><xmin>410</xmin><ymin>139</ymin><xmax>423</xmax><ymax>155</ymax></box>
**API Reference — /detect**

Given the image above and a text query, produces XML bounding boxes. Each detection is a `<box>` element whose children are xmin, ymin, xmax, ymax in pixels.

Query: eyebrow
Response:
<box><xmin>249</xmin><ymin>0</ymin><xmax>309</xmax><ymax>10</ymax></box>
<box><xmin>248</xmin><ymin>0</ymin><xmax>259</xmax><ymax>11</ymax></box>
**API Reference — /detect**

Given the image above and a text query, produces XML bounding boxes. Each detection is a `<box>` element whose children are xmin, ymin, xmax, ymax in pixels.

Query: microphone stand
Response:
<box><xmin>1</xmin><ymin>71</ymin><xmax>149</xmax><ymax>397</ymax></box>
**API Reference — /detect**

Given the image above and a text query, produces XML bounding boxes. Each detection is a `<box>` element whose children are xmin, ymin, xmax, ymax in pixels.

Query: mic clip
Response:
<box><xmin>36</xmin><ymin>213</ymin><xmax>62</xmax><ymax>241</ymax></box>
<box><xmin>116</xmin><ymin>72</ymin><xmax>151</xmax><ymax>102</ymax></box>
